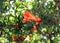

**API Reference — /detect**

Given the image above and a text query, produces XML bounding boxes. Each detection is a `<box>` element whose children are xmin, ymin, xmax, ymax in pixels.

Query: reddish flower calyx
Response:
<box><xmin>12</xmin><ymin>34</ymin><xmax>17</xmax><ymax>41</ymax></box>
<box><xmin>18</xmin><ymin>35</ymin><xmax>26</xmax><ymax>41</ymax></box>
<box><xmin>32</xmin><ymin>26</ymin><xmax>37</xmax><ymax>32</ymax></box>
<box><xmin>13</xmin><ymin>22</ymin><xmax>19</xmax><ymax>28</ymax></box>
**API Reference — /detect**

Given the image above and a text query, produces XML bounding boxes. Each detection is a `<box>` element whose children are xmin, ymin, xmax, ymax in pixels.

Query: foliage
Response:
<box><xmin>0</xmin><ymin>0</ymin><xmax>60</xmax><ymax>43</ymax></box>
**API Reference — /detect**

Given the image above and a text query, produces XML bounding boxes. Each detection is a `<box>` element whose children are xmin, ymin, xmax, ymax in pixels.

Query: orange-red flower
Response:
<box><xmin>22</xmin><ymin>11</ymin><xmax>42</xmax><ymax>25</ymax></box>
<box><xmin>22</xmin><ymin>11</ymin><xmax>31</xmax><ymax>23</ymax></box>
<box><xmin>35</xmin><ymin>17</ymin><xmax>42</xmax><ymax>25</ymax></box>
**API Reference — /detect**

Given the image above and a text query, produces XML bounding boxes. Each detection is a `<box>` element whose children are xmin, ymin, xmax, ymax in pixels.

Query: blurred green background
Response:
<box><xmin>0</xmin><ymin>0</ymin><xmax>60</xmax><ymax>43</ymax></box>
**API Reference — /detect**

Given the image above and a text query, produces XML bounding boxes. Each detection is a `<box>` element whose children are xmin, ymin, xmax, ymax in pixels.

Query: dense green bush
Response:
<box><xmin>0</xmin><ymin>0</ymin><xmax>60</xmax><ymax>43</ymax></box>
